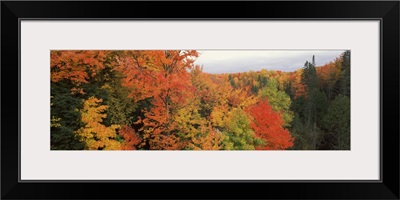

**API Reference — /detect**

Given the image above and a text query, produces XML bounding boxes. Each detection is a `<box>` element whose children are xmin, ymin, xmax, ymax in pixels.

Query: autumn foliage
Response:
<box><xmin>76</xmin><ymin>97</ymin><xmax>121</xmax><ymax>150</ymax></box>
<box><xmin>51</xmin><ymin>50</ymin><xmax>350</xmax><ymax>150</ymax></box>
<box><xmin>246</xmin><ymin>100</ymin><xmax>294</xmax><ymax>150</ymax></box>
<box><xmin>119</xmin><ymin>125</ymin><xmax>141</xmax><ymax>150</ymax></box>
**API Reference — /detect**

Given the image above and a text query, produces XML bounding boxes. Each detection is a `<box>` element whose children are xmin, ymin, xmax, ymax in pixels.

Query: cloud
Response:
<box><xmin>194</xmin><ymin>50</ymin><xmax>346</xmax><ymax>74</ymax></box>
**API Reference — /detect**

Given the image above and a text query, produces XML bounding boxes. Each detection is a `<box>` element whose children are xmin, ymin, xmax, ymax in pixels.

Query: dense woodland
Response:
<box><xmin>51</xmin><ymin>50</ymin><xmax>350</xmax><ymax>150</ymax></box>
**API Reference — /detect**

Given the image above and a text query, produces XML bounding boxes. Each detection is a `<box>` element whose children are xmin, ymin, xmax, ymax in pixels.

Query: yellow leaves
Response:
<box><xmin>76</xmin><ymin>96</ymin><xmax>121</xmax><ymax>150</ymax></box>
<box><xmin>210</xmin><ymin>104</ymin><xmax>229</xmax><ymax>128</ymax></box>
<box><xmin>81</xmin><ymin>97</ymin><xmax>108</xmax><ymax>124</ymax></box>
<box><xmin>190</xmin><ymin>124</ymin><xmax>225</xmax><ymax>150</ymax></box>
<box><xmin>94</xmin><ymin>124</ymin><xmax>120</xmax><ymax>139</ymax></box>
<box><xmin>228</xmin><ymin>87</ymin><xmax>259</xmax><ymax>109</ymax></box>
<box><xmin>103</xmin><ymin>140</ymin><xmax>122</xmax><ymax>150</ymax></box>
<box><xmin>50</xmin><ymin>116</ymin><xmax>61</xmax><ymax>128</ymax></box>
<box><xmin>50</xmin><ymin>96</ymin><xmax>61</xmax><ymax>128</ymax></box>
<box><xmin>210</xmin><ymin>86</ymin><xmax>258</xmax><ymax>130</ymax></box>
<box><xmin>277</xmin><ymin>73</ymin><xmax>290</xmax><ymax>91</ymax></box>
<box><xmin>101</xmin><ymin>84</ymin><xmax>112</xmax><ymax>90</ymax></box>
<box><xmin>85</xmin><ymin>139</ymin><xmax>99</xmax><ymax>150</ymax></box>
<box><xmin>175</xmin><ymin>100</ymin><xmax>202</xmax><ymax>132</ymax></box>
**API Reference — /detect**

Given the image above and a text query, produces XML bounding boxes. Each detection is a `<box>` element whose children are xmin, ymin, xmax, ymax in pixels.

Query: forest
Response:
<box><xmin>51</xmin><ymin>50</ymin><xmax>350</xmax><ymax>150</ymax></box>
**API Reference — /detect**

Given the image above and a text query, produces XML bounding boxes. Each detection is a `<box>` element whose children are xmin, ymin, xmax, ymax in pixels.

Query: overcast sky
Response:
<box><xmin>194</xmin><ymin>50</ymin><xmax>346</xmax><ymax>74</ymax></box>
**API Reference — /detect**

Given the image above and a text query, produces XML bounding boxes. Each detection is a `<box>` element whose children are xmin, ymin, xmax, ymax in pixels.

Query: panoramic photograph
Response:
<box><xmin>50</xmin><ymin>50</ymin><xmax>350</xmax><ymax>150</ymax></box>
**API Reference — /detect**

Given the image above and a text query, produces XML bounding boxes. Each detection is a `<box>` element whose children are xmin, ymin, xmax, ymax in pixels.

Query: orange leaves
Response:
<box><xmin>114</xmin><ymin>51</ymin><xmax>157</xmax><ymax>101</ymax></box>
<box><xmin>246</xmin><ymin>99</ymin><xmax>294</xmax><ymax>150</ymax></box>
<box><xmin>155</xmin><ymin>71</ymin><xmax>195</xmax><ymax>107</ymax></box>
<box><xmin>51</xmin><ymin>50</ymin><xmax>108</xmax><ymax>85</ymax></box>
<box><xmin>115</xmin><ymin>50</ymin><xmax>198</xmax><ymax>102</ymax></box>
<box><xmin>51</xmin><ymin>51</ymin><xmax>110</xmax><ymax>96</ymax></box>
<box><xmin>316</xmin><ymin>60</ymin><xmax>341</xmax><ymax>90</ymax></box>
<box><xmin>49</xmin><ymin>50</ymin><xmax>353</xmax><ymax>150</ymax></box>
<box><xmin>119</xmin><ymin>50</ymin><xmax>199</xmax><ymax>150</ymax></box>
<box><xmin>118</xmin><ymin>125</ymin><xmax>141</xmax><ymax>150</ymax></box>
<box><xmin>292</xmin><ymin>69</ymin><xmax>307</xmax><ymax>98</ymax></box>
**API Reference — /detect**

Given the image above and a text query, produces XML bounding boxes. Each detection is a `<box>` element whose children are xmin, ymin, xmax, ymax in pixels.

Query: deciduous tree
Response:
<box><xmin>76</xmin><ymin>97</ymin><xmax>121</xmax><ymax>150</ymax></box>
<box><xmin>246</xmin><ymin>99</ymin><xmax>294</xmax><ymax>150</ymax></box>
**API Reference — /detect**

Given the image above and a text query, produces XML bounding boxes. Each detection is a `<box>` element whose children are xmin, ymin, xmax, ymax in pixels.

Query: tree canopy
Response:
<box><xmin>51</xmin><ymin>50</ymin><xmax>350</xmax><ymax>150</ymax></box>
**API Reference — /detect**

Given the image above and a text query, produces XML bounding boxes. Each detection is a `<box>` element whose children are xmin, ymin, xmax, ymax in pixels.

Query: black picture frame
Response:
<box><xmin>1</xmin><ymin>1</ymin><xmax>399</xmax><ymax>199</ymax></box>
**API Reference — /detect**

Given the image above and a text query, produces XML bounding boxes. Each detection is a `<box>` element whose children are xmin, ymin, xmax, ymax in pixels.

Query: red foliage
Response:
<box><xmin>246</xmin><ymin>99</ymin><xmax>294</xmax><ymax>150</ymax></box>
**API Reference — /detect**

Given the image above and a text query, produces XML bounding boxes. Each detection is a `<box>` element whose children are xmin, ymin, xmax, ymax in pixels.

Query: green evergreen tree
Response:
<box><xmin>322</xmin><ymin>95</ymin><xmax>350</xmax><ymax>150</ymax></box>
<box><xmin>51</xmin><ymin>82</ymin><xmax>85</xmax><ymax>150</ymax></box>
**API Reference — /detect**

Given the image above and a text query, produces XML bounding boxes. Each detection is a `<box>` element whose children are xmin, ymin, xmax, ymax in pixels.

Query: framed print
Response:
<box><xmin>1</xmin><ymin>1</ymin><xmax>399</xmax><ymax>200</ymax></box>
